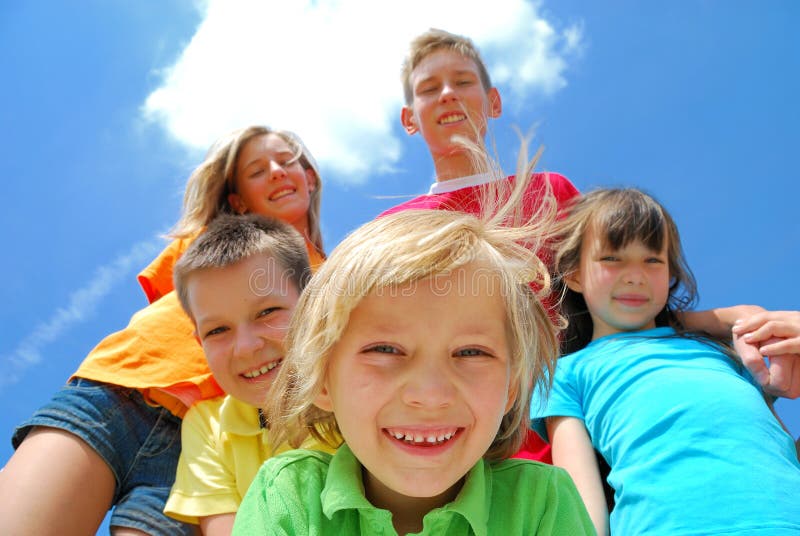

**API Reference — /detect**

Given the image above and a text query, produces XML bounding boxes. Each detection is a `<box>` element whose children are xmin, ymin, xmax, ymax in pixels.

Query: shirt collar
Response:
<box><xmin>428</xmin><ymin>172</ymin><xmax>499</xmax><ymax>195</ymax></box>
<box><xmin>218</xmin><ymin>395</ymin><xmax>263</xmax><ymax>437</ymax></box>
<box><xmin>320</xmin><ymin>443</ymin><xmax>491</xmax><ymax>535</ymax></box>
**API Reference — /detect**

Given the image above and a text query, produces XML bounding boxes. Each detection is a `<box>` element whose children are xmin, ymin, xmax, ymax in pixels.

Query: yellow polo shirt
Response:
<box><xmin>164</xmin><ymin>395</ymin><xmax>334</xmax><ymax>524</ymax></box>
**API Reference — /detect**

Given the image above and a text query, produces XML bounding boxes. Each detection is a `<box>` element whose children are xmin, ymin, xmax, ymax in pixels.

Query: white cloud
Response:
<box><xmin>0</xmin><ymin>240</ymin><xmax>161</xmax><ymax>389</ymax></box>
<box><xmin>143</xmin><ymin>0</ymin><xmax>582</xmax><ymax>183</ymax></box>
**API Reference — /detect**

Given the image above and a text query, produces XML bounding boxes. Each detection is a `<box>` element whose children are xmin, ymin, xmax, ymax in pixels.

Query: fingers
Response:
<box><xmin>761</xmin><ymin>355</ymin><xmax>800</xmax><ymax>400</ymax></box>
<box><xmin>733</xmin><ymin>311</ymin><xmax>800</xmax><ymax>342</ymax></box>
<box><xmin>733</xmin><ymin>332</ymin><xmax>770</xmax><ymax>387</ymax></box>
<box><xmin>730</xmin><ymin>310</ymin><xmax>800</xmax><ymax>399</ymax></box>
<box><xmin>757</xmin><ymin>337</ymin><xmax>800</xmax><ymax>357</ymax></box>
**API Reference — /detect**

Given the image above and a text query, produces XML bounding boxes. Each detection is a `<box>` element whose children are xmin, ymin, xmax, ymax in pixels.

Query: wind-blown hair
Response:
<box><xmin>266</xmin><ymin>143</ymin><xmax>561</xmax><ymax>462</ymax></box>
<box><xmin>553</xmin><ymin>188</ymin><xmax>698</xmax><ymax>354</ymax></box>
<box><xmin>173</xmin><ymin>213</ymin><xmax>311</xmax><ymax>322</ymax></box>
<box><xmin>401</xmin><ymin>28</ymin><xmax>493</xmax><ymax>106</ymax></box>
<box><xmin>170</xmin><ymin>125</ymin><xmax>324</xmax><ymax>255</ymax></box>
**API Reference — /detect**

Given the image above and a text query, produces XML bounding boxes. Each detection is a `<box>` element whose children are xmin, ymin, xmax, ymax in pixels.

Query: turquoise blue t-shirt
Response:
<box><xmin>233</xmin><ymin>443</ymin><xmax>595</xmax><ymax>535</ymax></box>
<box><xmin>532</xmin><ymin>327</ymin><xmax>800</xmax><ymax>535</ymax></box>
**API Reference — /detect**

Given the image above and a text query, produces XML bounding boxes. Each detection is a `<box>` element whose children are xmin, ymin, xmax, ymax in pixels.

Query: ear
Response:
<box><xmin>304</xmin><ymin>168</ymin><xmax>317</xmax><ymax>193</ymax></box>
<box><xmin>227</xmin><ymin>192</ymin><xmax>247</xmax><ymax>214</ymax></box>
<box><xmin>313</xmin><ymin>380</ymin><xmax>333</xmax><ymax>412</ymax></box>
<box><xmin>487</xmin><ymin>87</ymin><xmax>502</xmax><ymax>119</ymax></box>
<box><xmin>564</xmin><ymin>270</ymin><xmax>583</xmax><ymax>293</ymax></box>
<box><xmin>400</xmin><ymin>106</ymin><xmax>419</xmax><ymax>135</ymax></box>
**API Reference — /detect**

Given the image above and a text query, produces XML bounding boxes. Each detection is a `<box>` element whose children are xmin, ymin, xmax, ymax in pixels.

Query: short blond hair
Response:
<box><xmin>170</xmin><ymin>125</ymin><xmax>324</xmax><ymax>255</ymax></box>
<box><xmin>401</xmin><ymin>28</ymin><xmax>493</xmax><ymax>106</ymax></box>
<box><xmin>267</xmin><ymin>144</ymin><xmax>560</xmax><ymax>462</ymax></box>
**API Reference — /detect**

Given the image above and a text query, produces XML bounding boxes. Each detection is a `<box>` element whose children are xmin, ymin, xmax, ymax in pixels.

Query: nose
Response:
<box><xmin>439</xmin><ymin>81</ymin><xmax>458</xmax><ymax>103</ymax></box>
<box><xmin>268</xmin><ymin>160</ymin><xmax>288</xmax><ymax>181</ymax></box>
<box><xmin>623</xmin><ymin>265</ymin><xmax>645</xmax><ymax>285</ymax></box>
<box><xmin>401</xmin><ymin>353</ymin><xmax>456</xmax><ymax>409</ymax></box>
<box><xmin>232</xmin><ymin>327</ymin><xmax>265</xmax><ymax>359</ymax></box>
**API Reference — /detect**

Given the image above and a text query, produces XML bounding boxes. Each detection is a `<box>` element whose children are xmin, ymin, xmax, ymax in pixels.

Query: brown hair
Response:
<box><xmin>553</xmin><ymin>188</ymin><xmax>698</xmax><ymax>354</ymax></box>
<box><xmin>173</xmin><ymin>213</ymin><xmax>311</xmax><ymax>322</ymax></box>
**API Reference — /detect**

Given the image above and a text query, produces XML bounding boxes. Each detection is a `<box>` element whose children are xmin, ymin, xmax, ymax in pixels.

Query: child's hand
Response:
<box><xmin>732</xmin><ymin>310</ymin><xmax>800</xmax><ymax>399</ymax></box>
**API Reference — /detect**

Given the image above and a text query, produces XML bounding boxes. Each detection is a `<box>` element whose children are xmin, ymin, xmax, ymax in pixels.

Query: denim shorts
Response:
<box><xmin>12</xmin><ymin>378</ymin><xmax>194</xmax><ymax>535</ymax></box>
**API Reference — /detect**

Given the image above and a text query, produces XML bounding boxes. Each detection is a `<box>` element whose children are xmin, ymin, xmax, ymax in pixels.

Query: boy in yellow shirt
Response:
<box><xmin>164</xmin><ymin>213</ymin><xmax>332</xmax><ymax>535</ymax></box>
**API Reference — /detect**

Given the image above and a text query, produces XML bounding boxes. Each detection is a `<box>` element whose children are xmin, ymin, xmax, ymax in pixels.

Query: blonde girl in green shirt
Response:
<box><xmin>233</xmin><ymin>147</ymin><xmax>595</xmax><ymax>535</ymax></box>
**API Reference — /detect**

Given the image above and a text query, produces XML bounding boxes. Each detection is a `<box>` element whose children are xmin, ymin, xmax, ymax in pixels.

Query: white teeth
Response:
<box><xmin>387</xmin><ymin>429</ymin><xmax>458</xmax><ymax>445</ymax></box>
<box><xmin>270</xmin><ymin>188</ymin><xmax>294</xmax><ymax>200</ymax></box>
<box><xmin>242</xmin><ymin>360</ymin><xmax>281</xmax><ymax>379</ymax></box>
<box><xmin>439</xmin><ymin>114</ymin><xmax>465</xmax><ymax>125</ymax></box>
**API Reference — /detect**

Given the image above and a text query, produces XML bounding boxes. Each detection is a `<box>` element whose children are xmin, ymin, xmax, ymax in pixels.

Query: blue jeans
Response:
<box><xmin>12</xmin><ymin>378</ymin><xmax>194</xmax><ymax>535</ymax></box>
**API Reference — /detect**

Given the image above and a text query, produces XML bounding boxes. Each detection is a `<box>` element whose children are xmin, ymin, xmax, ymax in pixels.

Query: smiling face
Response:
<box><xmin>401</xmin><ymin>49</ymin><xmax>501</xmax><ymax>180</ymax></box>
<box><xmin>186</xmin><ymin>252</ymin><xmax>299</xmax><ymax>406</ymax></box>
<box><xmin>314</xmin><ymin>263</ymin><xmax>515</xmax><ymax>508</ymax></box>
<box><xmin>567</xmin><ymin>225</ymin><xmax>671</xmax><ymax>340</ymax></box>
<box><xmin>228</xmin><ymin>133</ymin><xmax>316</xmax><ymax>238</ymax></box>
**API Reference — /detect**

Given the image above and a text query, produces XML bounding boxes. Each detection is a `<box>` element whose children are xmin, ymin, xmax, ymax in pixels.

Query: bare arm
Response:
<box><xmin>677</xmin><ymin>304</ymin><xmax>765</xmax><ymax>337</ymax></box>
<box><xmin>547</xmin><ymin>416</ymin><xmax>609</xmax><ymax>536</ymax></box>
<box><xmin>199</xmin><ymin>512</ymin><xmax>235</xmax><ymax>536</ymax></box>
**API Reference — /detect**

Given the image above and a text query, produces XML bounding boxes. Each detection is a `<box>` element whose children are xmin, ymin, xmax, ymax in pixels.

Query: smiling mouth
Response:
<box><xmin>269</xmin><ymin>188</ymin><xmax>295</xmax><ymax>201</ymax></box>
<box><xmin>438</xmin><ymin>113</ymin><xmax>466</xmax><ymax>125</ymax></box>
<box><xmin>384</xmin><ymin>427</ymin><xmax>461</xmax><ymax>447</ymax></box>
<box><xmin>241</xmin><ymin>359</ymin><xmax>282</xmax><ymax>379</ymax></box>
<box><xmin>614</xmin><ymin>295</ymin><xmax>648</xmax><ymax>306</ymax></box>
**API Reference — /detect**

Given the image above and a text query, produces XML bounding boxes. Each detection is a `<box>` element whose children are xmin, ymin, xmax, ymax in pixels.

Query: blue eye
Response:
<box><xmin>204</xmin><ymin>326</ymin><xmax>228</xmax><ymax>338</ymax></box>
<box><xmin>366</xmin><ymin>344</ymin><xmax>399</xmax><ymax>354</ymax></box>
<box><xmin>455</xmin><ymin>347</ymin><xmax>488</xmax><ymax>358</ymax></box>
<box><xmin>257</xmin><ymin>307</ymin><xmax>280</xmax><ymax>318</ymax></box>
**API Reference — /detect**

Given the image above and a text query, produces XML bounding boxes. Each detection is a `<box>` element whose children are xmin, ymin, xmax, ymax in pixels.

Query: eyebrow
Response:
<box><xmin>241</xmin><ymin>150</ymin><xmax>295</xmax><ymax>170</ymax></box>
<box><xmin>415</xmin><ymin>69</ymin><xmax>478</xmax><ymax>87</ymax></box>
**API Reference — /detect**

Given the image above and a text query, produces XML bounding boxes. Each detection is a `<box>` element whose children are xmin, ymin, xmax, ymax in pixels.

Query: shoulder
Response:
<box><xmin>531</xmin><ymin>171</ymin><xmax>579</xmax><ymax>201</ymax></box>
<box><xmin>186</xmin><ymin>395</ymin><xmax>227</xmax><ymax>417</ymax></box>
<box><xmin>491</xmin><ymin>458</ymin><xmax>569</xmax><ymax>482</ymax></box>
<box><xmin>256</xmin><ymin>448</ymin><xmax>333</xmax><ymax>488</ymax></box>
<box><xmin>488</xmin><ymin>460</ymin><xmax>587</xmax><ymax>505</ymax></box>
<box><xmin>379</xmin><ymin>194</ymin><xmax>440</xmax><ymax>217</ymax></box>
<box><xmin>180</xmin><ymin>396</ymin><xmax>226</xmax><ymax>440</ymax></box>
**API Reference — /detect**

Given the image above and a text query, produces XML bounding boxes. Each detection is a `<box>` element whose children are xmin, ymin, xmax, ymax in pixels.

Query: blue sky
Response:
<box><xmin>1</xmin><ymin>0</ymin><xmax>798</xmax><ymax>512</ymax></box>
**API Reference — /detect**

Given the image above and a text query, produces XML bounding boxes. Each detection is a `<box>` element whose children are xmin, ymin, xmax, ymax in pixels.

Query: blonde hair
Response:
<box><xmin>267</xmin><ymin>143</ymin><xmax>561</xmax><ymax>462</ymax></box>
<box><xmin>170</xmin><ymin>125</ymin><xmax>324</xmax><ymax>254</ymax></box>
<box><xmin>553</xmin><ymin>188</ymin><xmax>698</xmax><ymax>354</ymax></box>
<box><xmin>401</xmin><ymin>28</ymin><xmax>493</xmax><ymax>106</ymax></box>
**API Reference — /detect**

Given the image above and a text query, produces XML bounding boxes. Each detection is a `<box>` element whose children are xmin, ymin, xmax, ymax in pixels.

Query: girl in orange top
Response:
<box><xmin>0</xmin><ymin>126</ymin><xmax>325</xmax><ymax>536</ymax></box>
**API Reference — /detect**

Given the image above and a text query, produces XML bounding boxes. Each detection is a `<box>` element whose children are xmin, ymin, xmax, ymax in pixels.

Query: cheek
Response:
<box><xmin>468</xmin><ymin>367</ymin><xmax>513</xmax><ymax>415</ymax></box>
<box><xmin>202</xmin><ymin>344</ymin><xmax>227</xmax><ymax>374</ymax></box>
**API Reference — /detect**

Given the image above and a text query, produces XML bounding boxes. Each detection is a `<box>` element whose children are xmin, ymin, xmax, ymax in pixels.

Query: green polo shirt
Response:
<box><xmin>233</xmin><ymin>444</ymin><xmax>594</xmax><ymax>535</ymax></box>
